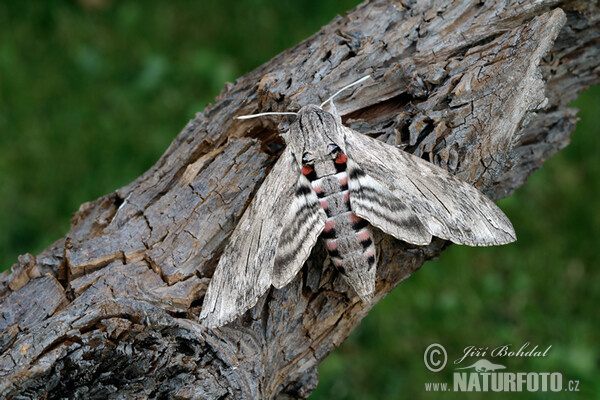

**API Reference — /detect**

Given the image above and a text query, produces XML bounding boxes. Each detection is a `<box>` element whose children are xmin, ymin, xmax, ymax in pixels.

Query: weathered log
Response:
<box><xmin>1</xmin><ymin>1</ymin><xmax>598</xmax><ymax>398</ymax></box>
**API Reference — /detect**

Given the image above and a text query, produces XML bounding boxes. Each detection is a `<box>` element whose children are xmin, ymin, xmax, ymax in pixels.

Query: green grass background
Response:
<box><xmin>1</xmin><ymin>1</ymin><xmax>598</xmax><ymax>398</ymax></box>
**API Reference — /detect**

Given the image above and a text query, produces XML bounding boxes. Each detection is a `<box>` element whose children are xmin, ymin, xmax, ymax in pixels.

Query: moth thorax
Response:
<box><xmin>311</xmin><ymin>152</ymin><xmax>346</xmax><ymax>177</ymax></box>
<box><xmin>313</xmin><ymin>159</ymin><xmax>338</xmax><ymax>177</ymax></box>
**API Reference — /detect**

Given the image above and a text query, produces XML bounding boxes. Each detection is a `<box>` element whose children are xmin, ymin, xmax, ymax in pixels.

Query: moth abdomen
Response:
<box><xmin>307</xmin><ymin>153</ymin><xmax>378</xmax><ymax>300</ymax></box>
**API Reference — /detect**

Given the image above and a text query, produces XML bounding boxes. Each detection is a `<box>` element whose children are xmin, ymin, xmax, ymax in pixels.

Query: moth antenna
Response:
<box><xmin>320</xmin><ymin>75</ymin><xmax>372</xmax><ymax>108</ymax></box>
<box><xmin>235</xmin><ymin>112</ymin><xmax>298</xmax><ymax>120</ymax></box>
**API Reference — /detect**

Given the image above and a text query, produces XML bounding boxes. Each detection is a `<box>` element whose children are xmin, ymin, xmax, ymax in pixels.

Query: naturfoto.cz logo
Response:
<box><xmin>423</xmin><ymin>343</ymin><xmax>580</xmax><ymax>393</ymax></box>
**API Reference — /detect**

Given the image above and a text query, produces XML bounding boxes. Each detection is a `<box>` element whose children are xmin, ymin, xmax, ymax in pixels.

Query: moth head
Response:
<box><xmin>283</xmin><ymin>104</ymin><xmax>346</xmax><ymax>166</ymax></box>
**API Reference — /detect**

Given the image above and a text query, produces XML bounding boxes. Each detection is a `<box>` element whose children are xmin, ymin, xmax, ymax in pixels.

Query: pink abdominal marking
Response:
<box><xmin>325</xmin><ymin>240</ymin><xmax>338</xmax><ymax>251</ymax></box>
<box><xmin>332</xmin><ymin>257</ymin><xmax>343</xmax><ymax>267</ymax></box>
<box><xmin>357</xmin><ymin>229</ymin><xmax>371</xmax><ymax>242</ymax></box>
<box><xmin>324</xmin><ymin>220</ymin><xmax>336</xmax><ymax>232</ymax></box>
<box><xmin>349</xmin><ymin>213</ymin><xmax>362</xmax><ymax>223</ymax></box>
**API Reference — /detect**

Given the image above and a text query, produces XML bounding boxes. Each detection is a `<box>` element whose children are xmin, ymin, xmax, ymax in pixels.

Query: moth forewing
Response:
<box><xmin>199</xmin><ymin>148</ymin><xmax>302</xmax><ymax>328</ymax></box>
<box><xmin>346</xmin><ymin>158</ymin><xmax>433</xmax><ymax>246</ymax></box>
<box><xmin>272</xmin><ymin>174</ymin><xmax>327</xmax><ymax>288</ymax></box>
<box><xmin>342</xmin><ymin>125</ymin><xmax>516</xmax><ymax>246</ymax></box>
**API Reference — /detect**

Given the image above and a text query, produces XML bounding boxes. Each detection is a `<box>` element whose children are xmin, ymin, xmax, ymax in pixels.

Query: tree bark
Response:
<box><xmin>1</xmin><ymin>1</ymin><xmax>598</xmax><ymax>398</ymax></box>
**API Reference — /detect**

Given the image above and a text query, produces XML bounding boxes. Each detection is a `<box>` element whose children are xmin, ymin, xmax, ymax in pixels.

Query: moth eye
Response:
<box><xmin>330</xmin><ymin>145</ymin><xmax>340</xmax><ymax>154</ymax></box>
<box><xmin>302</xmin><ymin>154</ymin><xmax>312</xmax><ymax>164</ymax></box>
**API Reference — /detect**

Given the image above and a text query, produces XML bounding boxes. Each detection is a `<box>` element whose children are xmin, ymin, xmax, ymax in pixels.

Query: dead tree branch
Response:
<box><xmin>1</xmin><ymin>1</ymin><xmax>599</xmax><ymax>398</ymax></box>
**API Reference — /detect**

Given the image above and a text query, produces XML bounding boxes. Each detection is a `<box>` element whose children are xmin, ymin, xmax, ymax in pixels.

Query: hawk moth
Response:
<box><xmin>200</xmin><ymin>82</ymin><xmax>516</xmax><ymax>328</ymax></box>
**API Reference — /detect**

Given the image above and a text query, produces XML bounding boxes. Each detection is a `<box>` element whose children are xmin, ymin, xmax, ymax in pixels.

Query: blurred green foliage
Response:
<box><xmin>0</xmin><ymin>1</ymin><xmax>597</xmax><ymax>399</ymax></box>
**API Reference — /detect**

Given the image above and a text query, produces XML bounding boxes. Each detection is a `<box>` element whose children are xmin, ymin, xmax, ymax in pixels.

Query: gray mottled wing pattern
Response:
<box><xmin>200</xmin><ymin>148</ymin><xmax>305</xmax><ymax>328</ymax></box>
<box><xmin>343</xmin><ymin>127</ymin><xmax>516</xmax><ymax>246</ymax></box>
<box><xmin>346</xmin><ymin>158</ymin><xmax>432</xmax><ymax>246</ymax></box>
<box><xmin>272</xmin><ymin>174</ymin><xmax>327</xmax><ymax>288</ymax></box>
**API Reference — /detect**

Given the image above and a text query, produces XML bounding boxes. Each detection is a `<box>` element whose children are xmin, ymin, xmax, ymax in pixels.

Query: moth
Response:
<box><xmin>200</xmin><ymin>77</ymin><xmax>516</xmax><ymax>328</ymax></box>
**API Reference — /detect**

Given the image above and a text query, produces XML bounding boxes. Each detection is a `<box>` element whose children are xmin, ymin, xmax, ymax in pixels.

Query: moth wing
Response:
<box><xmin>272</xmin><ymin>174</ymin><xmax>327</xmax><ymax>288</ymax></box>
<box><xmin>343</xmin><ymin>127</ymin><xmax>516</xmax><ymax>246</ymax></box>
<box><xmin>200</xmin><ymin>148</ymin><xmax>304</xmax><ymax>328</ymax></box>
<box><xmin>346</xmin><ymin>158</ymin><xmax>432</xmax><ymax>245</ymax></box>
